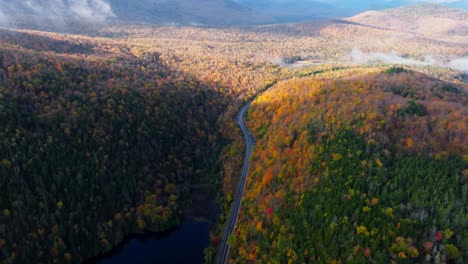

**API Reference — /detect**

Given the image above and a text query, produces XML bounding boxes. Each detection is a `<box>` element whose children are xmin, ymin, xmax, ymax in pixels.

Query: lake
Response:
<box><xmin>88</xmin><ymin>178</ymin><xmax>218</xmax><ymax>264</ymax></box>
<box><xmin>93</xmin><ymin>220</ymin><xmax>211</xmax><ymax>264</ymax></box>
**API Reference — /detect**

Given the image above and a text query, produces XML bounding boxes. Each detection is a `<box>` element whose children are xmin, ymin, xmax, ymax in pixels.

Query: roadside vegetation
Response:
<box><xmin>230</xmin><ymin>69</ymin><xmax>467</xmax><ymax>263</ymax></box>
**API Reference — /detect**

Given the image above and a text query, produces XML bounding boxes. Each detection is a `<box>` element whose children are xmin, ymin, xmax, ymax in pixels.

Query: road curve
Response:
<box><xmin>216</xmin><ymin>103</ymin><xmax>255</xmax><ymax>264</ymax></box>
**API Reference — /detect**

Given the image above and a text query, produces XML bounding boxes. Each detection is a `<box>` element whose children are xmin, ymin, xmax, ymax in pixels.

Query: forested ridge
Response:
<box><xmin>0</xmin><ymin>7</ymin><xmax>467</xmax><ymax>262</ymax></box>
<box><xmin>229</xmin><ymin>68</ymin><xmax>467</xmax><ymax>263</ymax></box>
<box><xmin>0</xmin><ymin>40</ymin><xmax>223</xmax><ymax>263</ymax></box>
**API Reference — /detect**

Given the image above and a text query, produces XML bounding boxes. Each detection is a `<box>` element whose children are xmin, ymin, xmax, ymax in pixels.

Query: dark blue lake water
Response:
<box><xmin>96</xmin><ymin>220</ymin><xmax>210</xmax><ymax>264</ymax></box>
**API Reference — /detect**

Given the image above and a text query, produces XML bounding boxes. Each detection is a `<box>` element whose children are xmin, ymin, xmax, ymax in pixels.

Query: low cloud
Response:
<box><xmin>448</xmin><ymin>57</ymin><xmax>468</xmax><ymax>72</ymax></box>
<box><xmin>69</xmin><ymin>0</ymin><xmax>115</xmax><ymax>20</ymax></box>
<box><xmin>0</xmin><ymin>0</ymin><xmax>115</xmax><ymax>25</ymax></box>
<box><xmin>350</xmin><ymin>48</ymin><xmax>468</xmax><ymax>72</ymax></box>
<box><xmin>0</xmin><ymin>8</ymin><xmax>7</xmax><ymax>25</ymax></box>
<box><xmin>350</xmin><ymin>48</ymin><xmax>430</xmax><ymax>66</ymax></box>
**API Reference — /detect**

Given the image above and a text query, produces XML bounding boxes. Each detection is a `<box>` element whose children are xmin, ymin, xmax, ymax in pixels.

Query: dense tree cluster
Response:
<box><xmin>229</xmin><ymin>69</ymin><xmax>467</xmax><ymax>263</ymax></box>
<box><xmin>0</xmin><ymin>40</ymin><xmax>222</xmax><ymax>263</ymax></box>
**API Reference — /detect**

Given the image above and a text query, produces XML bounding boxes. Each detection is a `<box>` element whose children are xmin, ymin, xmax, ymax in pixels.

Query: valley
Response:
<box><xmin>0</xmin><ymin>2</ymin><xmax>466</xmax><ymax>264</ymax></box>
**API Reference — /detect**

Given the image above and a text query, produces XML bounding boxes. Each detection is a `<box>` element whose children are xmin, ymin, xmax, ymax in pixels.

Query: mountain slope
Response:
<box><xmin>108</xmin><ymin>0</ymin><xmax>274</xmax><ymax>25</ymax></box>
<box><xmin>347</xmin><ymin>4</ymin><xmax>468</xmax><ymax>39</ymax></box>
<box><xmin>0</xmin><ymin>0</ymin><xmax>274</xmax><ymax>27</ymax></box>
<box><xmin>0</xmin><ymin>29</ymin><xmax>224</xmax><ymax>263</ymax></box>
<box><xmin>230</xmin><ymin>69</ymin><xmax>467</xmax><ymax>263</ymax></box>
<box><xmin>232</xmin><ymin>0</ymin><xmax>347</xmax><ymax>22</ymax></box>
<box><xmin>235</xmin><ymin>0</ymin><xmax>468</xmax><ymax>23</ymax></box>
<box><xmin>239</xmin><ymin>4</ymin><xmax>467</xmax><ymax>66</ymax></box>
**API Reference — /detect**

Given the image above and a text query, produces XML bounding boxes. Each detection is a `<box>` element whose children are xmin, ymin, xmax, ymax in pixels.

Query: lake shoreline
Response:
<box><xmin>85</xmin><ymin>174</ymin><xmax>220</xmax><ymax>264</ymax></box>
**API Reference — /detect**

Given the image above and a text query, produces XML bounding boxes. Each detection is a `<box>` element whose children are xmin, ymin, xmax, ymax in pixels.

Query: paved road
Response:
<box><xmin>216</xmin><ymin>103</ymin><xmax>255</xmax><ymax>264</ymax></box>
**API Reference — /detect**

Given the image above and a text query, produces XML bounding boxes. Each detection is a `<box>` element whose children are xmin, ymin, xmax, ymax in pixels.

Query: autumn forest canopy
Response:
<box><xmin>0</xmin><ymin>2</ymin><xmax>467</xmax><ymax>264</ymax></box>
<box><xmin>233</xmin><ymin>69</ymin><xmax>467</xmax><ymax>263</ymax></box>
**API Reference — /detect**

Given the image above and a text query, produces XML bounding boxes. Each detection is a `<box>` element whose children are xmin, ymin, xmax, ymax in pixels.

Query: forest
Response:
<box><xmin>228</xmin><ymin>68</ymin><xmax>467</xmax><ymax>263</ymax></box>
<box><xmin>0</xmin><ymin>39</ymin><xmax>225</xmax><ymax>262</ymax></box>
<box><xmin>0</xmin><ymin>4</ymin><xmax>467</xmax><ymax>263</ymax></box>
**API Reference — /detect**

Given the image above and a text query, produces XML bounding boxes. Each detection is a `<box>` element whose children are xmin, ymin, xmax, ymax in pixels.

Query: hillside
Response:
<box><xmin>232</xmin><ymin>0</ymin><xmax>347</xmax><ymax>22</ymax></box>
<box><xmin>108</xmin><ymin>0</ymin><xmax>273</xmax><ymax>26</ymax></box>
<box><xmin>0</xmin><ymin>29</ymin><xmax>224</xmax><ymax>263</ymax></box>
<box><xmin>347</xmin><ymin>4</ymin><xmax>468</xmax><ymax>43</ymax></box>
<box><xmin>0</xmin><ymin>0</ymin><xmax>273</xmax><ymax>28</ymax></box>
<box><xmin>229</xmin><ymin>68</ymin><xmax>467</xmax><ymax>263</ymax></box>
<box><xmin>235</xmin><ymin>1</ymin><xmax>468</xmax><ymax>23</ymax></box>
<box><xmin>238</xmin><ymin>4</ymin><xmax>467</xmax><ymax>67</ymax></box>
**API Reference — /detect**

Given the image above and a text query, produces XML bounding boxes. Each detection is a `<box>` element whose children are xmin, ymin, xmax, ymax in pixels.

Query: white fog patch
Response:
<box><xmin>350</xmin><ymin>48</ymin><xmax>430</xmax><ymax>66</ymax></box>
<box><xmin>350</xmin><ymin>48</ymin><xmax>468</xmax><ymax>73</ymax></box>
<box><xmin>23</xmin><ymin>0</ymin><xmax>46</xmax><ymax>14</ymax></box>
<box><xmin>0</xmin><ymin>8</ymin><xmax>7</xmax><ymax>25</ymax></box>
<box><xmin>448</xmin><ymin>57</ymin><xmax>468</xmax><ymax>72</ymax></box>
<box><xmin>70</xmin><ymin>0</ymin><xmax>115</xmax><ymax>21</ymax></box>
<box><xmin>0</xmin><ymin>0</ymin><xmax>115</xmax><ymax>25</ymax></box>
<box><xmin>271</xmin><ymin>57</ymin><xmax>286</xmax><ymax>67</ymax></box>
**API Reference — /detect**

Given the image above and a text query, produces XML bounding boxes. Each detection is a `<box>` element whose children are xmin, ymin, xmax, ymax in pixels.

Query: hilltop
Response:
<box><xmin>348</xmin><ymin>4</ymin><xmax>468</xmax><ymax>42</ymax></box>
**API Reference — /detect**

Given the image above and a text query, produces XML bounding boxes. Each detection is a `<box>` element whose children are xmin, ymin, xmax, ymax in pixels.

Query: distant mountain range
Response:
<box><xmin>235</xmin><ymin>0</ymin><xmax>468</xmax><ymax>22</ymax></box>
<box><xmin>0</xmin><ymin>0</ymin><xmax>467</xmax><ymax>27</ymax></box>
<box><xmin>230</xmin><ymin>0</ymin><xmax>349</xmax><ymax>22</ymax></box>
<box><xmin>107</xmin><ymin>0</ymin><xmax>274</xmax><ymax>25</ymax></box>
<box><xmin>0</xmin><ymin>0</ymin><xmax>274</xmax><ymax>27</ymax></box>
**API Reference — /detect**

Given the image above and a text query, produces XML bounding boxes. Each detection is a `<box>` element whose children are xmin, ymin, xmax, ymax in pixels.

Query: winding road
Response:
<box><xmin>216</xmin><ymin>103</ymin><xmax>255</xmax><ymax>264</ymax></box>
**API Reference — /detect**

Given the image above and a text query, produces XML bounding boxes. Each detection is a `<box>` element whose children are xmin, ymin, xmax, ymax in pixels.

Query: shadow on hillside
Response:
<box><xmin>241</xmin><ymin>18</ymin><xmax>393</xmax><ymax>37</ymax></box>
<box><xmin>0</xmin><ymin>27</ymin><xmax>96</xmax><ymax>55</ymax></box>
<box><xmin>0</xmin><ymin>32</ymin><xmax>227</xmax><ymax>263</ymax></box>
